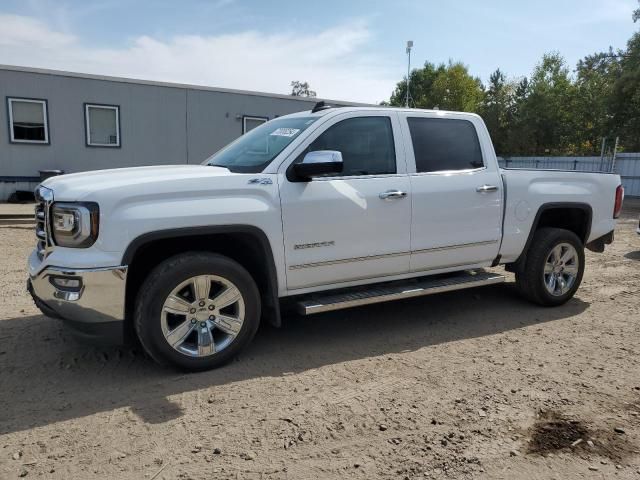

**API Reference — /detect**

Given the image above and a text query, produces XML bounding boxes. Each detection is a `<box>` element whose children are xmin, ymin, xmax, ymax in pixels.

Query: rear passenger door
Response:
<box><xmin>399</xmin><ymin>113</ymin><xmax>502</xmax><ymax>273</ymax></box>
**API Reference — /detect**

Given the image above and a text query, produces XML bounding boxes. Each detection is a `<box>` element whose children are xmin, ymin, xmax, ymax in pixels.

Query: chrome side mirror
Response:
<box><xmin>292</xmin><ymin>150</ymin><xmax>343</xmax><ymax>181</ymax></box>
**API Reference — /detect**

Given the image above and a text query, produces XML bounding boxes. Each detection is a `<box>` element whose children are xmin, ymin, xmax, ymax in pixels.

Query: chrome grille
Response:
<box><xmin>34</xmin><ymin>186</ymin><xmax>54</xmax><ymax>260</ymax></box>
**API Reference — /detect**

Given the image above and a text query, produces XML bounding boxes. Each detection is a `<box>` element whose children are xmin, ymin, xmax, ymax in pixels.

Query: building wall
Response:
<box><xmin>185</xmin><ymin>88</ymin><xmax>335</xmax><ymax>164</ymax></box>
<box><xmin>0</xmin><ymin>66</ymin><xmax>345</xmax><ymax>197</ymax></box>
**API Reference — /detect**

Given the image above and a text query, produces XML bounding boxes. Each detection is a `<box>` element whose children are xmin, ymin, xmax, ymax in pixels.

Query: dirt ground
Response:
<box><xmin>1</xmin><ymin>201</ymin><xmax>639</xmax><ymax>480</ymax></box>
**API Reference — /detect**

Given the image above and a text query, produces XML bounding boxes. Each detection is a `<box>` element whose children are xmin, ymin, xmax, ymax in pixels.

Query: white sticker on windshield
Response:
<box><xmin>270</xmin><ymin>128</ymin><xmax>300</xmax><ymax>137</ymax></box>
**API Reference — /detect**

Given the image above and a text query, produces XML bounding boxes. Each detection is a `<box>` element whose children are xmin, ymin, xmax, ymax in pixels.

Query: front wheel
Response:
<box><xmin>515</xmin><ymin>227</ymin><xmax>585</xmax><ymax>306</ymax></box>
<box><xmin>134</xmin><ymin>252</ymin><xmax>261</xmax><ymax>371</ymax></box>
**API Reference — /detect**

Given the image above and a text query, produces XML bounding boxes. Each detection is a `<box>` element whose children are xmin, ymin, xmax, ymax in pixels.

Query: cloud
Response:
<box><xmin>0</xmin><ymin>14</ymin><xmax>396</xmax><ymax>103</ymax></box>
<box><xmin>0</xmin><ymin>14</ymin><xmax>75</xmax><ymax>48</ymax></box>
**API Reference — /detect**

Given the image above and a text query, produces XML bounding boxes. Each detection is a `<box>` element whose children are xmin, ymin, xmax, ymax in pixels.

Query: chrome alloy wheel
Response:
<box><xmin>543</xmin><ymin>243</ymin><xmax>579</xmax><ymax>296</ymax></box>
<box><xmin>161</xmin><ymin>275</ymin><xmax>245</xmax><ymax>357</ymax></box>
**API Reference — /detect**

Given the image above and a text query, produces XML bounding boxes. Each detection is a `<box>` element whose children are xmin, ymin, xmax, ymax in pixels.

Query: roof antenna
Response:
<box><xmin>311</xmin><ymin>101</ymin><xmax>333</xmax><ymax>113</ymax></box>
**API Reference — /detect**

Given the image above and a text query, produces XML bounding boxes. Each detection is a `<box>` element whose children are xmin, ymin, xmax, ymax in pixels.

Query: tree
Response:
<box><xmin>389</xmin><ymin>61</ymin><xmax>444</xmax><ymax>107</ymax></box>
<box><xmin>290</xmin><ymin>81</ymin><xmax>316</xmax><ymax>97</ymax></box>
<box><xmin>633</xmin><ymin>0</ymin><xmax>639</xmax><ymax>22</ymax></box>
<box><xmin>610</xmin><ymin>32</ymin><xmax>640</xmax><ymax>150</ymax></box>
<box><xmin>574</xmin><ymin>49</ymin><xmax>621</xmax><ymax>153</ymax></box>
<box><xmin>480</xmin><ymin>69</ymin><xmax>516</xmax><ymax>154</ymax></box>
<box><xmin>389</xmin><ymin>60</ymin><xmax>484</xmax><ymax>112</ymax></box>
<box><xmin>431</xmin><ymin>61</ymin><xmax>485</xmax><ymax>112</ymax></box>
<box><xmin>517</xmin><ymin>53</ymin><xmax>578</xmax><ymax>154</ymax></box>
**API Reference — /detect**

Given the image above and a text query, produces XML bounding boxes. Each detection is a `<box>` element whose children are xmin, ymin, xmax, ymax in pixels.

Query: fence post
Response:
<box><xmin>611</xmin><ymin>137</ymin><xmax>619</xmax><ymax>173</ymax></box>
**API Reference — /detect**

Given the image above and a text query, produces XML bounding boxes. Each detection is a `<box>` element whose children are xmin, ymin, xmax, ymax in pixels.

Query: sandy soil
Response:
<box><xmin>1</xmin><ymin>201</ymin><xmax>639</xmax><ymax>480</ymax></box>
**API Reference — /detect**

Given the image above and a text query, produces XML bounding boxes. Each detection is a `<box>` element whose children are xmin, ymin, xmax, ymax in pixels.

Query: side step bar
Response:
<box><xmin>296</xmin><ymin>270</ymin><xmax>505</xmax><ymax>315</ymax></box>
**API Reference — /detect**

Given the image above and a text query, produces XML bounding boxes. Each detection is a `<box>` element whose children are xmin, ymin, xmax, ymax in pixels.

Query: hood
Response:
<box><xmin>42</xmin><ymin>165</ymin><xmax>235</xmax><ymax>201</ymax></box>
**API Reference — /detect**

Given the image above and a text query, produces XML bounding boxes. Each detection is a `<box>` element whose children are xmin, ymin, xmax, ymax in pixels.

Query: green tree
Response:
<box><xmin>610</xmin><ymin>32</ymin><xmax>640</xmax><ymax>150</ymax></box>
<box><xmin>389</xmin><ymin>60</ymin><xmax>484</xmax><ymax>112</ymax></box>
<box><xmin>518</xmin><ymin>53</ymin><xmax>578</xmax><ymax>154</ymax></box>
<box><xmin>575</xmin><ymin>49</ymin><xmax>621</xmax><ymax>153</ymax></box>
<box><xmin>389</xmin><ymin>61</ymin><xmax>445</xmax><ymax>107</ymax></box>
<box><xmin>503</xmin><ymin>77</ymin><xmax>535</xmax><ymax>155</ymax></box>
<box><xmin>431</xmin><ymin>61</ymin><xmax>485</xmax><ymax>112</ymax></box>
<box><xmin>480</xmin><ymin>69</ymin><xmax>517</xmax><ymax>154</ymax></box>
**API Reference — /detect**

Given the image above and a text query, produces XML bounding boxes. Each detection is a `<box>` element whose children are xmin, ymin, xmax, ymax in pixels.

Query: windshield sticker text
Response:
<box><xmin>270</xmin><ymin>128</ymin><xmax>300</xmax><ymax>137</ymax></box>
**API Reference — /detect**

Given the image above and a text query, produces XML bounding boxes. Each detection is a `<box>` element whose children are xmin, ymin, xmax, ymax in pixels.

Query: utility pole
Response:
<box><xmin>405</xmin><ymin>40</ymin><xmax>413</xmax><ymax>108</ymax></box>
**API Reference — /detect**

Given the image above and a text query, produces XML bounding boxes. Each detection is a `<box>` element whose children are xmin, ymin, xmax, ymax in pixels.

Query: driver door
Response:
<box><xmin>278</xmin><ymin>111</ymin><xmax>411</xmax><ymax>291</ymax></box>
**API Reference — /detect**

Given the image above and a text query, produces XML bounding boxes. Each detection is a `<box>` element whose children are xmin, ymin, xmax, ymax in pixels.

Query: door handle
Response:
<box><xmin>476</xmin><ymin>185</ymin><xmax>498</xmax><ymax>193</ymax></box>
<box><xmin>379</xmin><ymin>190</ymin><xmax>408</xmax><ymax>200</ymax></box>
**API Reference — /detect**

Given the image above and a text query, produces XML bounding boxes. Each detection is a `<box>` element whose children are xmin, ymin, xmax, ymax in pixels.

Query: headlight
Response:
<box><xmin>51</xmin><ymin>202</ymin><xmax>99</xmax><ymax>248</ymax></box>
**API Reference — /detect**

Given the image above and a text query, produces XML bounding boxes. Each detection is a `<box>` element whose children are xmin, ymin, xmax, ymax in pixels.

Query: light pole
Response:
<box><xmin>405</xmin><ymin>40</ymin><xmax>413</xmax><ymax>108</ymax></box>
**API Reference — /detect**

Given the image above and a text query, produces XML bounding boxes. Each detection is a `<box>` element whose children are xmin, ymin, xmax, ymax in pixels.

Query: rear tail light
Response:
<box><xmin>613</xmin><ymin>185</ymin><xmax>624</xmax><ymax>219</ymax></box>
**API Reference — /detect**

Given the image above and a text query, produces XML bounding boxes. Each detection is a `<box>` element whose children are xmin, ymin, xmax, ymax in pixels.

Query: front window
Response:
<box><xmin>206</xmin><ymin>116</ymin><xmax>318</xmax><ymax>173</ymax></box>
<box><xmin>297</xmin><ymin>116</ymin><xmax>396</xmax><ymax>176</ymax></box>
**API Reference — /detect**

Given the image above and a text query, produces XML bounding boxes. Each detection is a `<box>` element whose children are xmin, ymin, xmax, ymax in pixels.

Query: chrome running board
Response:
<box><xmin>296</xmin><ymin>270</ymin><xmax>505</xmax><ymax>315</ymax></box>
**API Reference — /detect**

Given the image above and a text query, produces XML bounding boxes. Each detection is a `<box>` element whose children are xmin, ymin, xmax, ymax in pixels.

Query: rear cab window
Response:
<box><xmin>407</xmin><ymin>117</ymin><xmax>484</xmax><ymax>173</ymax></box>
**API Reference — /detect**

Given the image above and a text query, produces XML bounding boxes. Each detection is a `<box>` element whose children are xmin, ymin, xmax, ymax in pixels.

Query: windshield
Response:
<box><xmin>205</xmin><ymin>116</ymin><xmax>318</xmax><ymax>173</ymax></box>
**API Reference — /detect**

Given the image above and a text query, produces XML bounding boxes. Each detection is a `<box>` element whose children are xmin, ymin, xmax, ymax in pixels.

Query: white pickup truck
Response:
<box><xmin>28</xmin><ymin>105</ymin><xmax>624</xmax><ymax>371</ymax></box>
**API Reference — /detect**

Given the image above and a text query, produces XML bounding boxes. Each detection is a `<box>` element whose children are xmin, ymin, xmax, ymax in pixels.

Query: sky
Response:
<box><xmin>0</xmin><ymin>0</ymin><xmax>638</xmax><ymax>103</ymax></box>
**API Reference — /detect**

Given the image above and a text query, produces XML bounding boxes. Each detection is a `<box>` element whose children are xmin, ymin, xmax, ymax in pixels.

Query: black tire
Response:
<box><xmin>515</xmin><ymin>227</ymin><xmax>585</xmax><ymax>306</ymax></box>
<box><xmin>134</xmin><ymin>252</ymin><xmax>261</xmax><ymax>371</ymax></box>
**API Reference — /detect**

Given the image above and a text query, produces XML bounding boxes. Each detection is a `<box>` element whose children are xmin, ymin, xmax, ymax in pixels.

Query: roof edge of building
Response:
<box><xmin>0</xmin><ymin>64</ymin><xmax>374</xmax><ymax>106</ymax></box>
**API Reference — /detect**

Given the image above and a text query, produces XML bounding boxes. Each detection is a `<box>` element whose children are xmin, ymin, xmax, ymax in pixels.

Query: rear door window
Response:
<box><xmin>407</xmin><ymin>117</ymin><xmax>484</xmax><ymax>173</ymax></box>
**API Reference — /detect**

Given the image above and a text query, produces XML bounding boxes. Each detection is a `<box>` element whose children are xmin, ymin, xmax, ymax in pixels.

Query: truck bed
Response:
<box><xmin>498</xmin><ymin>168</ymin><xmax>620</xmax><ymax>263</ymax></box>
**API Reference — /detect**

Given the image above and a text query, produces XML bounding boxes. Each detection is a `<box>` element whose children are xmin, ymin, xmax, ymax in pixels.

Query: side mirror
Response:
<box><xmin>292</xmin><ymin>150</ymin><xmax>343</xmax><ymax>181</ymax></box>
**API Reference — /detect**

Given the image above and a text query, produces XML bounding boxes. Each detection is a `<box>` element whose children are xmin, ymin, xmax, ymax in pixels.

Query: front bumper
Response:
<box><xmin>28</xmin><ymin>255</ymin><xmax>128</xmax><ymax>345</ymax></box>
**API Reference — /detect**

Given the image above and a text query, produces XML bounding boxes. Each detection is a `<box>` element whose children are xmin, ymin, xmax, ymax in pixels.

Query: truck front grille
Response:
<box><xmin>34</xmin><ymin>186</ymin><xmax>54</xmax><ymax>260</ymax></box>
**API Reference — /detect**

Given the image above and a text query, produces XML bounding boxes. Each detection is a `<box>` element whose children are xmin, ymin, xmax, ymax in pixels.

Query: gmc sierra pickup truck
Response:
<box><xmin>28</xmin><ymin>105</ymin><xmax>624</xmax><ymax>371</ymax></box>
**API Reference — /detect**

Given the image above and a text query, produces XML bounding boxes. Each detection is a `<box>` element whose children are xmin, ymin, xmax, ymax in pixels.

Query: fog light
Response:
<box><xmin>50</xmin><ymin>276</ymin><xmax>82</xmax><ymax>291</ymax></box>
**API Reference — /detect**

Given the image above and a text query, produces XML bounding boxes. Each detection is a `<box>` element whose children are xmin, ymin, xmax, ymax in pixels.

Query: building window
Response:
<box><xmin>242</xmin><ymin>115</ymin><xmax>268</xmax><ymax>134</ymax></box>
<box><xmin>85</xmin><ymin>104</ymin><xmax>120</xmax><ymax>147</ymax></box>
<box><xmin>7</xmin><ymin>97</ymin><xmax>49</xmax><ymax>144</ymax></box>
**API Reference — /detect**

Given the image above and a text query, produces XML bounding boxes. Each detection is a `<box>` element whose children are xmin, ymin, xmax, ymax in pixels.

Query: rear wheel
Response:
<box><xmin>135</xmin><ymin>252</ymin><xmax>261</xmax><ymax>371</ymax></box>
<box><xmin>515</xmin><ymin>227</ymin><xmax>585</xmax><ymax>306</ymax></box>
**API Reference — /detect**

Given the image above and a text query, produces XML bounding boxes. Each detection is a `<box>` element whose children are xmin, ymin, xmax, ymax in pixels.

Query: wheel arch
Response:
<box><xmin>509</xmin><ymin>202</ymin><xmax>592</xmax><ymax>269</ymax></box>
<box><xmin>122</xmin><ymin>225</ymin><xmax>281</xmax><ymax>330</ymax></box>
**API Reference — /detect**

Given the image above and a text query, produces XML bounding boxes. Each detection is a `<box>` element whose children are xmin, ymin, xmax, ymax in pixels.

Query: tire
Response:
<box><xmin>134</xmin><ymin>252</ymin><xmax>261</xmax><ymax>371</ymax></box>
<box><xmin>515</xmin><ymin>227</ymin><xmax>585</xmax><ymax>307</ymax></box>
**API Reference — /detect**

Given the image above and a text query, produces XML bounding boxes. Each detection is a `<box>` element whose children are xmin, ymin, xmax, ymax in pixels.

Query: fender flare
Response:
<box><xmin>515</xmin><ymin>202</ymin><xmax>593</xmax><ymax>266</ymax></box>
<box><xmin>121</xmin><ymin>224</ymin><xmax>281</xmax><ymax>327</ymax></box>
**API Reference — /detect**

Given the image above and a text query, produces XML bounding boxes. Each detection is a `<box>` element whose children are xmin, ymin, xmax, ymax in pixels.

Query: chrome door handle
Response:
<box><xmin>476</xmin><ymin>185</ymin><xmax>498</xmax><ymax>193</ymax></box>
<box><xmin>379</xmin><ymin>190</ymin><xmax>408</xmax><ymax>200</ymax></box>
